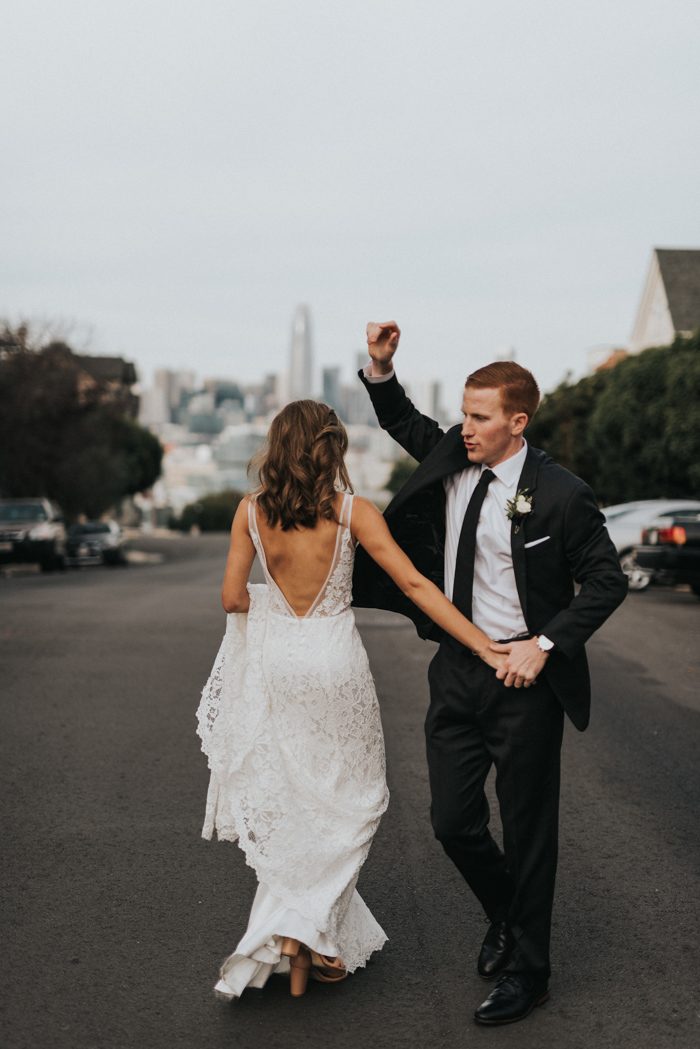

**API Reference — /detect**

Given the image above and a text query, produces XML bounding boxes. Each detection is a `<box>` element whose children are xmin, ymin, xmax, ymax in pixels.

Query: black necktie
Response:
<box><xmin>452</xmin><ymin>468</ymin><xmax>496</xmax><ymax>620</ymax></box>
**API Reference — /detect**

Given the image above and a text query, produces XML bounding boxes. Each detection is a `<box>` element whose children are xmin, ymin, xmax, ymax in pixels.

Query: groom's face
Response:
<box><xmin>461</xmin><ymin>386</ymin><xmax>526</xmax><ymax>467</ymax></box>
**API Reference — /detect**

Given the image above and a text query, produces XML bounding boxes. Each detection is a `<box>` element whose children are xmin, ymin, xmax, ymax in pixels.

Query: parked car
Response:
<box><xmin>602</xmin><ymin>499</ymin><xmax>700</xmax><ymax>590</ymax></box>
<box><xmin>635</xmin><ymin>510</ymin><xmax>700</xmax><ymax>596</ymax></box>
<box><xmin>65</xmin><ymin>521</ymin><xmax>127</xmax><ymax>567</ymax></box>
<box><xmin>0</xmin><ymin>498</ymin><xmax>67</xmax><ymax>572</ymax></box>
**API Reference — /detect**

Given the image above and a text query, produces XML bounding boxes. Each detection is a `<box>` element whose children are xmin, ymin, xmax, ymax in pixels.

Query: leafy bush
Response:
<box><xmin>172</xmin><ymin>489</ymin><xmax>244</xmax><ymax>532</ymax></box>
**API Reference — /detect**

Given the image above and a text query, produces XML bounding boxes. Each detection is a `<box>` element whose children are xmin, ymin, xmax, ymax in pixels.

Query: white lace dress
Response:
<box><xmin>196</xmin><ymin>493</ymin><xmax>390</xmax><ymax>999</ymax></box>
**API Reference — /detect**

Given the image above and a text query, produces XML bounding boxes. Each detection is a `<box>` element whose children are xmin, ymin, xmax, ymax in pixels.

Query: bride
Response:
<box><xmin>196</xmin><ymin>399</ymin><xmax>506</xmax><ymax>1000</ymax></box>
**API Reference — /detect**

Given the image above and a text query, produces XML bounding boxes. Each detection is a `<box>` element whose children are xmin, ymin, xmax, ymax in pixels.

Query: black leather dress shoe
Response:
<box><xmin>477</xmin><ymin>921</ymin><xmax>513</xmax><ymax>980</ymax></box>
<box><xmin>473</xmin><ymin>972</ymin><xmax>550</xmax><ymax>1025</ymax></box>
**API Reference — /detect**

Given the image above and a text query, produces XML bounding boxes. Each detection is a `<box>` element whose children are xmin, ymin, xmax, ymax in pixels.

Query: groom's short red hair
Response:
<box><xmin>465</xmin><ymin>361</ymin><xmax>540</xmax><ymax>421</ymax></box>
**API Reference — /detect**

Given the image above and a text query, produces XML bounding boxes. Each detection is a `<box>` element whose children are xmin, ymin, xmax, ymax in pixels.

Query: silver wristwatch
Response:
<box><xmin>536</xmin><ymin>635</ymin><xmax>554</xmax><ymax>653</ymax></box>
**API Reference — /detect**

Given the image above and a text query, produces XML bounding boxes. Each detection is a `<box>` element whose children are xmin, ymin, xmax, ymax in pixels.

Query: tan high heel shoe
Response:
<box><xmin>309</xmin><ymin>950</ymin><xmax>348</xmax><ymax>984</ymax></box>
<box><xmin>289</xmin><ymin>945</ymin><xmax>311</xmax><ymax>997</ymax></box>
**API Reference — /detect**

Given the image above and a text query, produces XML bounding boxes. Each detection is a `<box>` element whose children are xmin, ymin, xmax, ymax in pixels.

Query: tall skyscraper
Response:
<box><xmin>289</xmin><ymin>305</ymin><xmax>313</xmax><ymax>399</ymax></box>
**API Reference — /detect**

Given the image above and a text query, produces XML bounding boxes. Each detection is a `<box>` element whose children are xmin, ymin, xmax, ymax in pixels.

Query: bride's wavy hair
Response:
<box><xmin>252</xmin><ymin>400</ymin><xmax>353</xmax><ymax>530</ymax></box>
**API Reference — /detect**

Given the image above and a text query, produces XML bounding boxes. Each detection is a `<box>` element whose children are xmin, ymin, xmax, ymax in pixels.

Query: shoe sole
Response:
<box><xmin>473</xmin><ymin>990</ymin><xmax>550</xmax><ymax>1026</ymax></box>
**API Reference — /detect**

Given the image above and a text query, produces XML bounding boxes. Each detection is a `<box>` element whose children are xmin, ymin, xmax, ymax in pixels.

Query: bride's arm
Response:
<box><xmin>221</xmin><ymin>498</ymin><xmax>256</xmax><ymax>612</ymax></box>
<box><xmin>351</xmin><ymin>497</ymin><xmax>504</xmax><ymax>670</ymax></box>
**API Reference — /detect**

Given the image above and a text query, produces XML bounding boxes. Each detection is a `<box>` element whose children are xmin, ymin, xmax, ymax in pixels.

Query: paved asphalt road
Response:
<box><xmin>2</xmin><ymin>535</ymin><xmax>699</xmax><ymax>1049</ymax></box>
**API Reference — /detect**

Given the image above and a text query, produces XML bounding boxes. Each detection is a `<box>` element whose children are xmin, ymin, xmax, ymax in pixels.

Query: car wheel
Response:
<box><xmin>691</xmin><ymin>584</ymin><xmax>700</xmax><ymax>599</ymax></box>
<box><xmin>619</xmin><ymin>551</ymin><xmax>652</xmax><ymax>591</ymax></box>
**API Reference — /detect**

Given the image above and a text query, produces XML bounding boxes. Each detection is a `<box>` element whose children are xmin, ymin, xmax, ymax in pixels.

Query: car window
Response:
<box><xmin>0</xmin><ymin>503</ymin><xmax>48</xmax><ymax>522</ymax></box>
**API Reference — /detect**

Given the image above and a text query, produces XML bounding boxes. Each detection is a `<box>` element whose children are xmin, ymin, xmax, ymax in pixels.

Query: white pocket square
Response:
<box><xmin>524</xmin><ymin>535</ymin><xmax>551</xmax><ymax>549</ymax></box>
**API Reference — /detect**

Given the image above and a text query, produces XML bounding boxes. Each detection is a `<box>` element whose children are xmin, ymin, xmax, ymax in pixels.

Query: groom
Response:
<box><xmin>352</xmin><ymin>322</ymin><xmax>627</xmax><ymax>1025</ymax></box>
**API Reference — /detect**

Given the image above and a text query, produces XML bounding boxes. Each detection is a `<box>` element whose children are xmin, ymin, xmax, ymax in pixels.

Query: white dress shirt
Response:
<box><xmin>364</xmin><ymin>362</ymin><xmax>528</xmax><ymax>640</ymax></box>
<box><xmin>443</xmin><ymin>444</ymin><xmax>528</xmax><ymax>641</ymax></box>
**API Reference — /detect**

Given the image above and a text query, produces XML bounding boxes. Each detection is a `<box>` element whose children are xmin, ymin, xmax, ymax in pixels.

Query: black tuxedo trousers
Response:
<box><xmin>427</xmin><ymin>640</ymin><xmax>564</xmax><ymax>980</ymax></box>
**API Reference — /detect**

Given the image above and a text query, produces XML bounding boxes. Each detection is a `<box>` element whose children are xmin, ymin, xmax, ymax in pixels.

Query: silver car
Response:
<box><xmin>0</xmin><ymin>498</ymin><xmax>67</xmax><ymax>572</ymax></box>
<box><xmin>602</xmin><ymin>499</ymin><xmax>700</xmax><ymax>590</ymax></box>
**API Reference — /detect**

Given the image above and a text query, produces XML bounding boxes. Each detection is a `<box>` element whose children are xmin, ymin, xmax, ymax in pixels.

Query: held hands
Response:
<box><xmin>488</xmin><ymin>638</ymin><xmax>549</xmax><ymax>688</ymax></box>
<box><xmin>479</xmin><ymin>647</ymin><xmax>509</xmax><ymax>675</ymax></box>
<box><xmin>366</xmin><ymin>321</ymin><xmax>400</xmax><ymax>374</ymax></box>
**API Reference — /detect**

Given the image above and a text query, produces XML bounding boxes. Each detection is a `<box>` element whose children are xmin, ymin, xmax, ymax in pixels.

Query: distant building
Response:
<box><xmin>75</xmin><ymin>354</ymin><xmax>139</xmax><ymax>417</ymax></box>
<box><xmin>154</xmin><ymin>368</ymin><xmax>196</xmax><ymax>421</ymax></box>
<box><xmin>410</xmin><ymin>379</ymin><xmax>445</xmax><ymax>423</ymax></box>
<box><xmin>203</xmin><ymin>378</ymin><xmax>245</xmax><ymax>409</ymax></box>
<box><xmin>138</xmin><ymin>385</ymin><xmax>169</xmax><ymax>428</ymax></box>
<box><xmin>340</xmin><ymin>383</ymin><xmax>379</xmax><ymax>427</ymax></box>
<box><xmin>630</xmin><ymin>248</ymin><xmax>700</xmax><ymax>353</ymax></box>
<box><xmin>289</xmin><ymin>305</ymin><xmax>313</xmax><ymax>399</ymax></box>
<box><xmin>322</xmin><ymin>366</ymin><xmax>342</xmax><ymax>410</ymax></box>
<box><xmin>139</xmin><ymin>368</ymin><xmax>197</xmax><ymax>428</ymax></box>
<box><xmin>212</xmin><ymin>424</ymin><xmax>268</xmax><ymax>491</ymax></box>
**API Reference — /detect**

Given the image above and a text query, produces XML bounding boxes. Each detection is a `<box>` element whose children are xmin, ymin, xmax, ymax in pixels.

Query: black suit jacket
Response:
<box><xmin>352</xmin><ymin>371</ymin><xmax>628</xmax><ymax>731</ymax></box>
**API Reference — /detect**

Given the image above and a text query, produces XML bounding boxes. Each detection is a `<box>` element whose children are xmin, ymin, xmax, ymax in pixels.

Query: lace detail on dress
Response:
<box><xmin>196</xmin><ymin>491</ymin><xmax>389</xmax><ymax>975</ymax></box>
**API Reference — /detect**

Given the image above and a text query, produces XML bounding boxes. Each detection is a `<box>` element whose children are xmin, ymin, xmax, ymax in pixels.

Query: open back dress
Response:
<box><xmin>196</xmin><ymin>492</ymin><xmax>390</xmax><ymax>998</ymax></box>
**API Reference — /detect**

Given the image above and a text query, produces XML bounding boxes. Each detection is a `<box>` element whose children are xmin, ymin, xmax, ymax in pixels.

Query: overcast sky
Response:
<box><xmin>2</xmin><ymin>0</ymin><xmax>699</xmax><ymax>412</ymax></box>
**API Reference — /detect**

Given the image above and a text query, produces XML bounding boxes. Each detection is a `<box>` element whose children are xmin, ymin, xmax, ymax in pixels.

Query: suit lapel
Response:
<box><xmin>386</xmin><ymin>426</ymin><xmax>473</xmax><ymax>515</ymax></box>
<box><xmin>510</xmin><ymin>446</ymin><xmax>544</xmax><ymax>623</ymax></box>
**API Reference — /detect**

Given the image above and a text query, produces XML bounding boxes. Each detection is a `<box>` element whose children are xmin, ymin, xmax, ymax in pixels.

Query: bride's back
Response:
<box><xmin>253</xmin><ymin>492</ymin><xmax>347</xmax><ymax>617</ymax></box>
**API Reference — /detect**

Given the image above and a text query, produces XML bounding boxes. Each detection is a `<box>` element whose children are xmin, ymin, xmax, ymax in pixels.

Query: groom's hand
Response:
<box><xmin>366</xmin><ymin>321</ymin><xmax>400</xmax><ymax>375</ymax></box>
<box><xmin>488</xmin><ymin>638</ymin><xmax>548</xmax><ymax>688</ymax></box>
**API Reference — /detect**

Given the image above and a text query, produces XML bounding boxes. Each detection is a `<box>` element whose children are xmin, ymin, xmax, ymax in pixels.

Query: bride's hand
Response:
<box><xmin>366</xmin><ymin>321</ymin><xmax>400</xmax><ymax>370</ymax></box>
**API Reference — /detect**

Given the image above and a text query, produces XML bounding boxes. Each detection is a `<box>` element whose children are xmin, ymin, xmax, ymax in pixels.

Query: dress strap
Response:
<box><xmin>338</xmin><ymin>491</ymin><xmax>353</xmax><ymax>528</ymax></box>
<box><xmin>247</xmin><ymin>494</ymin><xmax>259</xmax><ymax>542</ymax></box>
<box><xmin>346</xmin><ymin>492</ymin><xmax>354</xmax><ymax>530</ymax></box>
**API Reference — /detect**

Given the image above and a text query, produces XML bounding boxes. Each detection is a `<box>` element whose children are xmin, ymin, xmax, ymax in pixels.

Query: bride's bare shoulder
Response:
<box><xmin>349</xmin><ymin>495</ymin><xmax>386</xmax><ymax>536</ymax></box>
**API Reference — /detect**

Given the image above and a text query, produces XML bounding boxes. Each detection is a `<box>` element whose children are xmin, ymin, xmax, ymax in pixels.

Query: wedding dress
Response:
<box><xmin>196</xmin><ymin>493</ymin><xmax>390</xmax><ymax>999</ymax></box>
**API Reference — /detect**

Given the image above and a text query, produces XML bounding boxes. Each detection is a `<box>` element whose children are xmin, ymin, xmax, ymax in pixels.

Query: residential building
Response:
<box><xmin>630</xmin><ymin>248</ymin><xmax>700</xmax><ymax>353</ymax></box>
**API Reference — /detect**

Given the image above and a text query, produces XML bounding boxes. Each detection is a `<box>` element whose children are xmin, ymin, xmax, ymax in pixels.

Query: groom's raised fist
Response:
<box><xmin>366</xmin><ymin>321</ymin><xmax>400</xmax><ymax>375</ymax></box>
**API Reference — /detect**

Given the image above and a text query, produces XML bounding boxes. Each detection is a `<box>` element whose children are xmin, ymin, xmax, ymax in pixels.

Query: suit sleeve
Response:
<box><xmin>541</xmin><ymin>482</ymin><xmax>628</xmax><ymax>659</ymax></box>
<box><xmin>358</xmin><ymin>369</ymin><xmax>445</xmax><ymax>463</ymax></box>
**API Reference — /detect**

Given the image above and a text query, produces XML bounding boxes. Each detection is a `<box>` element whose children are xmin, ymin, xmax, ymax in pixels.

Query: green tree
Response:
<box><xmin>525</xmin><ymin>370</ymin><xmax>609</xmax><ymax>485</ymax></box>
<box><xmin>173</xmin><ymin>489</ymin><xmax>244</xmax><ymax>532</ymax></box>
<box><xmin>386</xmin><ymin>456</ymin><xmax>417</xmax><ymax>495</ymax></box>
<box><xmin>112</xmin><ymin>416</ymin><xmax>163</xmax><ymax>496</ymax></box>
<box><xmin>0</xmin><ymin>323</ymin><xmax>163</xmax><ymax>518</ymax></box>
<box><xmin>526</xmin><ymin>332</ymin><xmax>700</xmax><ymax>502</ymax></box>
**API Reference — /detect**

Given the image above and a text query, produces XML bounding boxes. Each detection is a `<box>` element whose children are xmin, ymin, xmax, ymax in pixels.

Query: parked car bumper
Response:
<box><xmin>0</xmin><ymin>538</ymin><xmax>61</xmax><ymax>565</ymax></box>
<box><xmin>65</xmin><ymin>550</ymin><xmax>104</xmax><ymax>567</ymax></box>
<box><xmin>635</xmin><ymin>545</ymin><xmax>700</xmax><ymax>586</ymax></box>
<box><xmin>65</xmin><ymin>542</ymin><xmax>127</xmax><ymax>566</ymax></box>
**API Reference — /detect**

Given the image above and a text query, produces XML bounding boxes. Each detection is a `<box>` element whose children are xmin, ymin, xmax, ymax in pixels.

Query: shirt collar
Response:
<box><xmin>480</xmin><ymin>440</ymin><xmax>528</xmax><ymax>489</ymax></box>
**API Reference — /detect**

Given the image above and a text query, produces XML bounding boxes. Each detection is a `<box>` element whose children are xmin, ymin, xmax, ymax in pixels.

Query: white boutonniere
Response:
<box><xmin>505</xmin><ymin>489</ymin><xmax>533</xmax><ymax>533</ymax></box>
